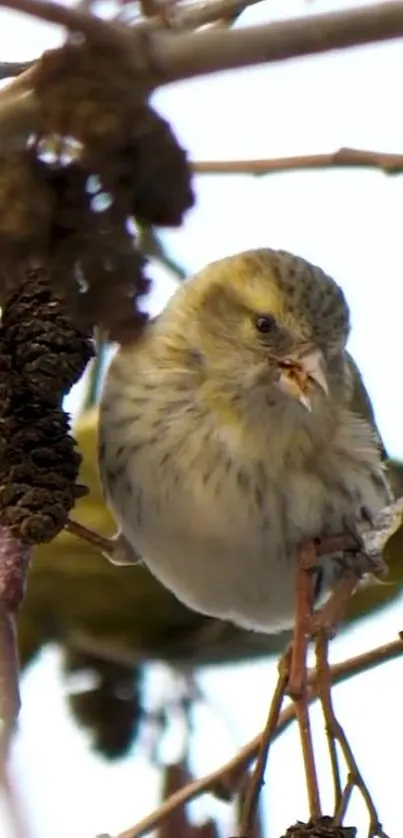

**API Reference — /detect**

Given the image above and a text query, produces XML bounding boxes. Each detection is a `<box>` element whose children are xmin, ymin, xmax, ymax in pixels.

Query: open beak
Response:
<box><xmin>277</xmin><ymin>349</ymin><xmax>329</xmax><ymax>411</ymax></box>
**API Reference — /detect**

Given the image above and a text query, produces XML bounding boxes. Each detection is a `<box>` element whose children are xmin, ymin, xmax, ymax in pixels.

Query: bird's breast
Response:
<box><xmin>100</xmin><ymin>392</ymin><xmax>387</xmax><ymax>634</ymax></box>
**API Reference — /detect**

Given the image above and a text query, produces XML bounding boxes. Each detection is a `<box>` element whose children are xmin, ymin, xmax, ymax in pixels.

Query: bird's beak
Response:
<box><xmin>277</xmin><ymin>349</ymin><xmax>329</xmax><ymax>411</ymax></box>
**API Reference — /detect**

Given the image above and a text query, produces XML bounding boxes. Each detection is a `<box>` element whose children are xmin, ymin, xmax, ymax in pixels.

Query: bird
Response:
<box><xmin>98</xmin><ymin>248</ymin><xmax>392</xmax><ymax>635</ymax></box>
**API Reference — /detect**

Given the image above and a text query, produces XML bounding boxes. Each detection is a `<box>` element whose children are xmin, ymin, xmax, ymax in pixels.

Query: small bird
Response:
<box><xmin>98</xmin><ymin>249</ymin><xmax>391</xmax><ymax>634</ymax></box>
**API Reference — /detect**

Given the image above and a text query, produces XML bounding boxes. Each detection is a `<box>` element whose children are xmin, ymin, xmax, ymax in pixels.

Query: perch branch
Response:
<box><xmin>114</xmin><ymin>634</ymin><xmax>403</xmax><ymax>838</ymax></box>
<box><xmin>192</xmin><ymin>148</ymin><xmax>403</xmax><ymax>177</ymax></box>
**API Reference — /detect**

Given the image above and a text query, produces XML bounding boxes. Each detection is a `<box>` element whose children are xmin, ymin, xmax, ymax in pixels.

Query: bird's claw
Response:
<box><xmin>342</xmin><ymin>513</ymin><xmax>365</xmax><ymax>553</ymax></box>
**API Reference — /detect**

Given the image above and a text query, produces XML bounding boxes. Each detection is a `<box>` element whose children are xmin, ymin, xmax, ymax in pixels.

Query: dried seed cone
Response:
<box><xmin>281</xmin><ymin>818</ymin><xmax>356</xmax><ymax>838</ymax></box>
<box><xmin>1</xmin><ymin>268</ymin><xmax>93</xmax><ymax>402</ymax></box>
<box><xmin>64</xmin><ymin>650</ymin><xmax>143</xmax><ymax>759</ymax></box>
<box><xmin>99</xmin><ymin>104</ymin><xmax>195</xmax><ymax>228</ymax></box>
<box><xmin>0</xmin><ymin>266</ymin><xmax>93</xmax><ymax>544</ymax></box>
<box><xmin>0</xmin><ymin>151</ymin><xmax>54</xmax><ymax>244</ymax></box>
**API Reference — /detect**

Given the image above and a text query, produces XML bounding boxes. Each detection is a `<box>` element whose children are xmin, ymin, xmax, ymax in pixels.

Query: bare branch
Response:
<box><xmin>151</xmin><ymin>2</ymin><xmax>403</xmax><ymax>84</ymax></box>
<box><xmin>1</xmin><ymin>1</ymin><xmax>403</xmax><ymax>89</ymax></box>
<box><xmin>115</xmin><ymin>634</ymin><xmax>403</xmax><ymax>838</ymax></box>
<box><xmin>192</xmin><ymin>148</ymin><xmax>403</xmax><ymax>177</ymax></box>
<box><xmin>3</xmin><ymin>4</ymin><xmax>403</xmax><ymax>151</ymax></box>
<box><xmin>0</xmin><ymin>61</ymin><xmax>33</xmax><ymax>81</ymax></box>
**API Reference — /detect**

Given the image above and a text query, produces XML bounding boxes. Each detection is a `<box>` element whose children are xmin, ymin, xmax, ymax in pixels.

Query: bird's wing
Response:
<box><xmin>346</xmin><ymin>351</ymin><xmax>387</xmax><ymax>458</ymax></box>
<box><xmin>346</xmin><ymin>351</ymin><xmax>403</xmax><ymax>497</ymax></box>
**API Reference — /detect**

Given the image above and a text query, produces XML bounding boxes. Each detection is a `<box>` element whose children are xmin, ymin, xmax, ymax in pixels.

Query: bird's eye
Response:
<box><xmin>255</xmin><ymin>314</ymin><xmax>277</xmax><ymax>334</ymax></box>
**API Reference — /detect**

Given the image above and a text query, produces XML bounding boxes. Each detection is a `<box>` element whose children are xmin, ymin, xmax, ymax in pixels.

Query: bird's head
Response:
<box><xmin>165</xmin><ymin>249</ymin><xmax>351</xmax><ymax>417</ymax></box>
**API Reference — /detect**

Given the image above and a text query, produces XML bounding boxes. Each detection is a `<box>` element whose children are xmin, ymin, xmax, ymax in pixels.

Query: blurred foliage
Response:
<box><xmin>17</xmin><ymin>362</ymin><xmax>403</xmax><ymax>756</ymax></box>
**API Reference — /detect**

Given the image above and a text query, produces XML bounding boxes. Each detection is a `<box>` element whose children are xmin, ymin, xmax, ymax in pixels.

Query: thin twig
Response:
<box><xmin>294</xmin><ymin>693</ymin><xmax>322</xmax><ymax>819</ymax></box>
<box><xmin>334</xmin><ymin>775</ymin><xmax>355</xmax><ymax>826</ymax></box>
<box><xmin>315</xmin><ymin>634</ymin><xmax>390</xmax><ymax>838</ymax></box>
<box><xmin>315</xmin><ymin>633</ymin><xmax>342</xmax><ymax>814</ymax></box>
<box><xmin>115</xmin><ymin>635</ymin><xmax>403</xmax><ymax>838</ymax></box>
<box><xmin>0</xmin><ymin>607</ymin><xmax>20</xmax><ymax>756</ymax></box>
<box><xmin>138</xmin><ymin>226</ymin><xmax>188</xmax><ymax>280</ymax></box>
<box><xmin>83</xmin><ymin>337</ymin><xmax>107</xmax><ymax>411</ymax></box>
<box><xmin>64</xmin><ymin>518</ymin><xmax>113</xmax><ymax>555</ymax></box>
<box><xmin>310</xmin><ymin>569</ymin><xmax>361</xmax><ymax>637</ymax></box>
<box><xmin>238</xmin><ymin>663</ymin><xmax>288</xmax><ymax>837</ymax></box>
<box><xmin>192</xmin><ymin>148</ymin><xmax>403</xmax><ymax>177</ymax></box>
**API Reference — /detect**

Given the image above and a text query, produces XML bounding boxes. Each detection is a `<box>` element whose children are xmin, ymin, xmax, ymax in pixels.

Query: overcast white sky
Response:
<box><xmin>1</xmin><ymin>0</ymin><xmax>403</xmax><ymax>836</ymax></box>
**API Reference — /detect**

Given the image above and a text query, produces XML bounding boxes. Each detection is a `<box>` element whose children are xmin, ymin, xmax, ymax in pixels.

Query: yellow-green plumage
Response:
<box><xmin>98</xmin><ymin>249</ymin><xmax>391</xmax><ymax>633</ymax></box>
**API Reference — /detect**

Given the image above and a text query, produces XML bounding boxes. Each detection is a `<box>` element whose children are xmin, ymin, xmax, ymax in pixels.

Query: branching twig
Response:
<box><xmin>315</xmin><ymin>634</ymin><xmax>391</xmax><ymax>838</ymax></box>
<box><xmin>114</xmin><ymin>635</ymin><xmax>403</xmax><ymax>838</ymax></box>
<box><xmin>334</xmin><ymin>776</ymin><xmax>355</xmax><ymax>826</ymax></box>
<box><xmin>238</xmin><ymin>661</ymin><xmax>288</xmax><ymax>837</ymax></box>
<box><xmin>192</xmin><ymin>148</ymin><xmax>403</xmax><ymax>177</ymax></box>
<box><xmin>315</xmin><ymin>633</ymin><xmax>343</xmax><ymax>813</ymax></box>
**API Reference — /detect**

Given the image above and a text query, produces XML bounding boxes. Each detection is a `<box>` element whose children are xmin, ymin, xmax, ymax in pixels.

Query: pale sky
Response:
<box><xmin>1</xmin><ymin>1</ymin><xmax>403</xmax><ymax>836</ymax></box>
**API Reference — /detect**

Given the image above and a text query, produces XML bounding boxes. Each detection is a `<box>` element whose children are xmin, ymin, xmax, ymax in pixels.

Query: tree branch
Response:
<box><xmin>1</xmin><ymin>1</ymin><xmax>403</xmax><ymax>88</ymax></box>
<box><xmin>114</xmin><ymin>635</ymin><xmax>403</xmax><ymax>838</ymax></box>
<box><xmin>192</xmin><ymin>148</ymin><xmax>403</xmax><ymax>177</ymax></box>
<box><xmin>0</xmin><ymin>61</ymin><xmax>33</xmax><ymax>81</ymax></box>
<box><xmin>2</xmin><ymin>3</ymin><xmax>403</xmax><ymax>150</ymax></box>
<box><xmin>150</xmin><ymin>1</ymin><xmax>403</xmax><ymax>84</ymax></box>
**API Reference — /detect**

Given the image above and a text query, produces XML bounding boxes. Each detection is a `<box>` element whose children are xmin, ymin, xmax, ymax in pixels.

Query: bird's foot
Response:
<box><xmin>309</xmin><ymin>541</ymin><xmax>385</xmax><ymax>638</ymax></box>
